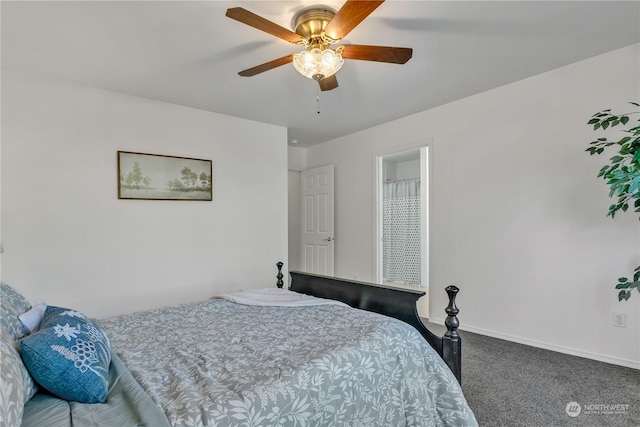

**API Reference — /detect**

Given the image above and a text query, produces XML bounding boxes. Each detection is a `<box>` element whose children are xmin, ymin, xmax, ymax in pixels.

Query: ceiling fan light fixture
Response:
<box><xmin>228</xmin><ymin>2</ymin><xmax>412</xmax><ymax>91</ymax></box>
<box><xmin>292</xmin><ymin>46</ymin><xmax>344</xmax><ymax>81</ymax></box>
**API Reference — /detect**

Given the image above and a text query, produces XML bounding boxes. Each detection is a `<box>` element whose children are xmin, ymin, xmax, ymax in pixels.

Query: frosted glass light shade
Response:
<box><xmin>292</xmin><ymin>47</ymin><xmax>344</xmax><ymax>80</ymax></box>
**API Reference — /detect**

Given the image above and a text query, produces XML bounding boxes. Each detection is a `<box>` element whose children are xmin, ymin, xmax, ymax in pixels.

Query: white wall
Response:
<box><xmin>396</xmin><ymin>159</ymin><xmax>420</xmax><ymax>181</ymax></box>
<box><xmin>306</xmin><ymin>44</ymin><xmax>640</xmax><ymax>368</ymax></box>
<box><xmin>287</xmin><ymin>146</ymin><xmax>307</xmax><ymax>171</ymax></box>
<box><xmin>287</xmin><ymin>170</ymin><xmax>301</xmax><ymax>272</ymax></box>
<box><xmin>1</xmin><ymin>72</ymin><xmax>288</xmax><ymax>318</ymax></box>
<box><xmin>287</xmin><ymin>147</ymin><xmax>307</xmax><ymax>274</ymax></box>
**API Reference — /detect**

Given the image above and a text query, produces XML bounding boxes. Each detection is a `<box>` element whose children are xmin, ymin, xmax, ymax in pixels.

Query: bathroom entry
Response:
<box><xmin>375</xmin><ymin>146</ymin><xmax>428</xmax><ymax>289</ymax></box>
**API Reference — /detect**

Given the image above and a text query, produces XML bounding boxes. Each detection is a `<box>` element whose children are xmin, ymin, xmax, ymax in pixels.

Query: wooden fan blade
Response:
<box><xmin>226</xmin><ymin>8</ymin><xmax>302</xmax><ymax>44</ymax></box>
<box><xmin>238</xmin><ymin>54</ymin><xmax>294</xmax><ymax>77</ymax></box>
<box><xmin>319</xmin><ymin>75</ymin><xmax>339</xmax><ymax>91</ymax></box>
<box><xmin>324</xmin><ymin>0</ymin><xmax>385</xmax><ymax>40</ymax></box>
<box><xmin>341</xmin><ymin>44</ymin><xmax>412</xmax><ymax>64</ymax></box>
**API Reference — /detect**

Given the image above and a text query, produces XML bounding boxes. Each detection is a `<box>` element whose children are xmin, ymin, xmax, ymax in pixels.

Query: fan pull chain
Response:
<box><xmin>316</xmin><ymin>85</ymin><xmax>321</xmax><ymax>114</ymax></box>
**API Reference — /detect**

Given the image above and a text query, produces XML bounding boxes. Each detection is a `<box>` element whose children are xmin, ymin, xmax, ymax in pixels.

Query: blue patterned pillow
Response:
<box><xmin>19</xmin><ymin>306</ymin><xmax>111</xmax><ymax>403</ymax></box>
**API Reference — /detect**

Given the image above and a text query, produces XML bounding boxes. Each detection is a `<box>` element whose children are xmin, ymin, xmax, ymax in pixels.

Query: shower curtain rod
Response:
<box><xmin>384</xmin><ymin>177</ymin><xmax>421</xmax><ymax>183</ymax></box>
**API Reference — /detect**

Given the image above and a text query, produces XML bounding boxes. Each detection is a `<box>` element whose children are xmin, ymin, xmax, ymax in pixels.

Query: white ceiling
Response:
<box><xmin>2</xmin><ymin>1</ymin><xmax>639</xmax><ymax>147</ymax></box>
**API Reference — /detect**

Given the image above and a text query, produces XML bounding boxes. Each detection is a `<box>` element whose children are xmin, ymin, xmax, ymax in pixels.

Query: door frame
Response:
<box><xmin>373</xmin><ymin>139</ymin><xmax>432</xmax><ymax>286</ymax></box>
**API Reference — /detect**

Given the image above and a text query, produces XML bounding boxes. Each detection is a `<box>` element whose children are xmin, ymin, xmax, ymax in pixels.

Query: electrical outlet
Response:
<box><xmin>613</xmin><ymin>313</ymin><xmax>627</xmax><ymax>328</ymax></box>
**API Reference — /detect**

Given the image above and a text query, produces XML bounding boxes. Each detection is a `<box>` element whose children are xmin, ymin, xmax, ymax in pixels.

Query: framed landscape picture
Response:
<box><xmin>118</xmin><ymin>151</ymin><xmax>212</xmax><ymax>201</ymax></box>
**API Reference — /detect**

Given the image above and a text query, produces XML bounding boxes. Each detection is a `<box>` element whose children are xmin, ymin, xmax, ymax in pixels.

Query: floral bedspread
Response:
<box><xmin>100</xmin><ymin>298</ymin><xmax>477</xmax><ymax>427</ymax></box>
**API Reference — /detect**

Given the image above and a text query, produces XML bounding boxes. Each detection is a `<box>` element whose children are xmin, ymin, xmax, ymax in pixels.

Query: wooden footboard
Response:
<box><xmin>275</xmin><ymin>262</ymin><xmax>462</xmax><ymax>383</ymax></box>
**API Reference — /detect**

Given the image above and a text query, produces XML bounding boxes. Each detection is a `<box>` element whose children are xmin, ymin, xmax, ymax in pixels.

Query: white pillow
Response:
<box><xmin>18</xmin><ymin>302</ymin><xmax>47</xmax><ymax>333</ymax></box>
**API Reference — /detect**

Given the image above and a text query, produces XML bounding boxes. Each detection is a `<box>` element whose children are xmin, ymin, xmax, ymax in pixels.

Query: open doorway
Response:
<box><xmin>375</xmin><ymin>145</ymin><xmax>429</xmax><ymax>313</ymax></box>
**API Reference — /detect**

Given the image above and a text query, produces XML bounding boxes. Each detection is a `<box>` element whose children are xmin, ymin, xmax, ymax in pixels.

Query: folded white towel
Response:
<box><xmin>19</xmin><ymin>301</ymin><xmax>47</xmax><ymax>333</ymax></box>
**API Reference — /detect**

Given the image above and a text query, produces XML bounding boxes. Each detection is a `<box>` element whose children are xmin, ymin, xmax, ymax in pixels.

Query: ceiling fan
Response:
<box><xmin>226</xmin><ymin>0</ymin><xmax>413</xmax><ymax>91</ymax></box>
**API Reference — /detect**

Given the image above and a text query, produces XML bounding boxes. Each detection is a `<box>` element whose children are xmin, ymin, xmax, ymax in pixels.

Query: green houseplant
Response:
<box><xmin>586</xmin><ymin>102</ymin><xmax>640</xmax><ymax>301</ymax></box>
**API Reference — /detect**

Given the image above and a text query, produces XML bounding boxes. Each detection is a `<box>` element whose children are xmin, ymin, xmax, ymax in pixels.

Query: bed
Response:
<box><xmin>1</xmin><ymin>264</ymin><xmax>477</xmax><ymax>427</ymax></box>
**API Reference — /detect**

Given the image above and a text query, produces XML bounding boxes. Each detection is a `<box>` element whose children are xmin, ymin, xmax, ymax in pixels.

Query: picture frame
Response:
<box><xmin>118</xmin><ymin>151</ymin><xmax>212</xmax><ymax>201</ymax></box>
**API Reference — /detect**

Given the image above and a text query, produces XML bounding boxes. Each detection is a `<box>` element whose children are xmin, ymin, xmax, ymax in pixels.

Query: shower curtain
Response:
<box><xmin>382</xmin><ymin>179</ymin><xmax>421</xmax><ymax>285</ymax></box>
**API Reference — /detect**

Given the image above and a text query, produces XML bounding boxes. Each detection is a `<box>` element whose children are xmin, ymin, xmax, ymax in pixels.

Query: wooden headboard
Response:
<box><xmin>276</xmin><ymin>263</ymin><xmax>462</xmax><ymax>383</ymax></box>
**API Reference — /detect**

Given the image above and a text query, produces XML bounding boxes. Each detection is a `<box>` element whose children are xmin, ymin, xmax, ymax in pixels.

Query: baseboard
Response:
<box><xmin>429</xmin><ymin>317</ymin><xmax>640</xmax><ymax>370</ymax></box>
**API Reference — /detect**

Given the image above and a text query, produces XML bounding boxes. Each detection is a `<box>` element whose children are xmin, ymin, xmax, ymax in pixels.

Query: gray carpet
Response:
<box><xmin>424</xmin><ymin>322</ymin><xmax>640</xmax><ymax>427</ymax></box>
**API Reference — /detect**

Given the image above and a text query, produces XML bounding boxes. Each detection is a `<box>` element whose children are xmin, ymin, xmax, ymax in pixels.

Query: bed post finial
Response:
<box><xmin>444</xmin><ymin>285</ymin><xmax>460</xmax><ymax>338</ymax></box>
<box><xmin>276</xmin><ymin>262</ymin><xmax>284</xmax><ymax>288</ymax></box>
<box><xmin>443</xmin><ymin>285</ymin><xmax>462</xmax><ymax>384</ymax></box>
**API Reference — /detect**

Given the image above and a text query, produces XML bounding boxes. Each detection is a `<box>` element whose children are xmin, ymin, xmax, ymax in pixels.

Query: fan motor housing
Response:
<box><xmin>293</xmin><ymin>8</ymin><xmax>336</xmax><ymax>40</ymax></box>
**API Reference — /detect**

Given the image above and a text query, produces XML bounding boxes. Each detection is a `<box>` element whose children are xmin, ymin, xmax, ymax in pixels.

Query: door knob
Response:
<box><xmin>324</xmin><ymin>237</ymin><xmax>334</xmax><ymax>242</ymax></box>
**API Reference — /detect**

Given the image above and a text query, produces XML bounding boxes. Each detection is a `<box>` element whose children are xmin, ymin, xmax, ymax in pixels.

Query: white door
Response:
<box><xmin>301</xmin><ymin>164</ymin><xmax>334</xmax><ymax>275</ymax></box>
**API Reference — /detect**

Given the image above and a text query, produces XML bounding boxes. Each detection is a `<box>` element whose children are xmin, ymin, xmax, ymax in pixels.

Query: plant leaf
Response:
<box><xmin>618</xmin><ymin>290</ymin><xmax>630</xmax><ymax>301</ymax></box>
